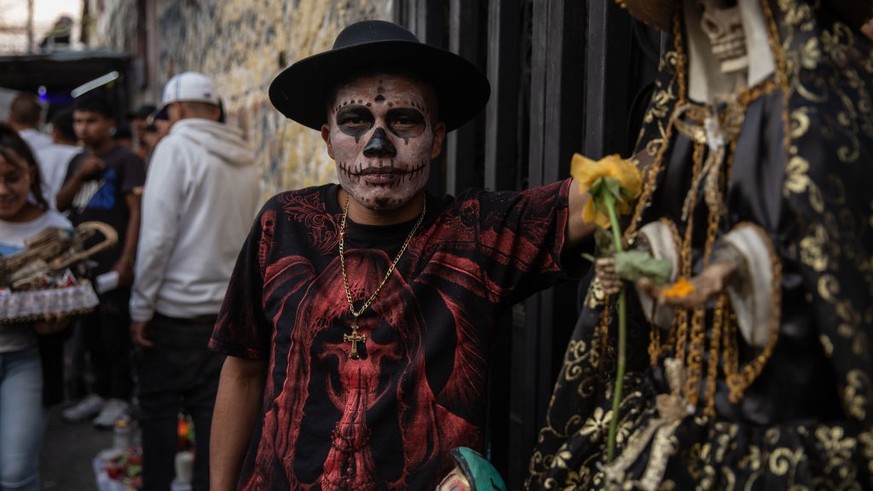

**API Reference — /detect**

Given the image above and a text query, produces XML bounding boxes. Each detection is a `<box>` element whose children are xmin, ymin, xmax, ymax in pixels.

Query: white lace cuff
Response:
<box><xmin>635</xmin><ymin>221</ymin><xmax>679</xmax><ymax>328</ymax></box>
<box><xmin>718</xmin><ymin>224</ymin><xmax>776</xmax><ymax>348</ymax></box>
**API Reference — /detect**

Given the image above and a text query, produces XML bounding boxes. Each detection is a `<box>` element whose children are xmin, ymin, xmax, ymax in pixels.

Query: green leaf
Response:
<box><xmin>614</xmin><ymin>250</ymin><xmax>672</xmax><ymax>284</ymax></box>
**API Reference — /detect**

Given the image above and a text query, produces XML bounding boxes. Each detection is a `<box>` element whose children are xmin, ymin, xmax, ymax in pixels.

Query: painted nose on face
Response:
<box><xmin>363</xmin><ymin>128</ymin><xmax>396</xmax><ymax>157</ymax></box>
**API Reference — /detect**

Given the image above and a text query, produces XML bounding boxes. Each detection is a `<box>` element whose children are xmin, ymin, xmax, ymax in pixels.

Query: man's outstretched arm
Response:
<box><xmin>565</xmin><ymin>179</ymin><xmax>598</xmax><ymax>249</ymax></box>
<box><xmin>210</xmin><ymin>356</ymin><xmax>268</xmax><ymax>491</ymax></box>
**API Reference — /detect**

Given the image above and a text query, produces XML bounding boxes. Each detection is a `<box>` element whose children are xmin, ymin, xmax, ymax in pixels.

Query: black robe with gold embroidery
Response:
<box><xmin>528</xmin><ymin>1</ymin><xmax>873</xmax><ymax>489</ymax></box>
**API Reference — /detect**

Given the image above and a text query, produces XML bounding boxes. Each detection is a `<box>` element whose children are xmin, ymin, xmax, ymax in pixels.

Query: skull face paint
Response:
<box><xmin>324</xmin><ymin>73</ymin><xmax>444</xmax><ymax>213</ymax></box>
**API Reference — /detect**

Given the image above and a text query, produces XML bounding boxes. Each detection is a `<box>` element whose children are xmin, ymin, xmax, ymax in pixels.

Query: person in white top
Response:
<box><xmin>6</xmin><ymin>93</ymin><xmax>57</xmax><ymax>207</ymax></box>
<box><xmin>34</xmin><ymin>108</ymin><xmax>80</xmax><ymax>210</ymax></box>
<box><xmin>6</xmin><ymin>93</ymin><xmax>52</xmax><ymax>152</ymax></box>
<box><xmin>0</xmin><ymin>123</ymin><xmax>71</xmax><ymax>491</ymax></box>
<box><xmin>129</xmin><ymin>71</ymin><xmax>261</xmax><ymax>491</ymax></box>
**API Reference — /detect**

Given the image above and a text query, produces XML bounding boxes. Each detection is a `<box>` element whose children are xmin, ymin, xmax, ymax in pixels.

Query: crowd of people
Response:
<box><xmin>0</xmin><ymin>2</ymin><xmax>871</xmax><ymax>490</ymax></box>
<box><xmin>1</xmin><ymin>72</ymin><xmax>259</xmax><ymax>491</ymax></box>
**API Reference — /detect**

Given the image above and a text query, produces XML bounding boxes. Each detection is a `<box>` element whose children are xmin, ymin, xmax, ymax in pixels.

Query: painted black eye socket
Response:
<box><xmin>386</xmin><ymin>108</ymin><xmax>426</xmax><ymax>138</ymax></box>
<box><xmin>336</xmin><ymin>107</ymin><xmax>375</xmax><ymax>136</ymax></box>
<box><xmin>335</xmin><ymin>105</ymin><xmax>427</xmax><ymax>139</ymax></box>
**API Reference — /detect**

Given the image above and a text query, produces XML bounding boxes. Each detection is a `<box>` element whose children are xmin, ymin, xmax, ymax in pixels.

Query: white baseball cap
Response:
<box><xmin>157</xmin><ymin>72</ymin><xmax>221</xmax><ymax>114</ymax></box>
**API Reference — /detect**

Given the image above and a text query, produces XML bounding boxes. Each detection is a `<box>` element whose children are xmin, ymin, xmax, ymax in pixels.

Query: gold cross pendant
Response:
<box><xmin>344</xmin><ymin>323</ymin><xmax>366</xmax><ymax>359</ymax></box>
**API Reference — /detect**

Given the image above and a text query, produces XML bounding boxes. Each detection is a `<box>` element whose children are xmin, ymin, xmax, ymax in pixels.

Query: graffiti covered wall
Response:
<box><xmin>92</xmin><ymin>0</ymin><xmax>392</xmax><ymax>199</ymax></box>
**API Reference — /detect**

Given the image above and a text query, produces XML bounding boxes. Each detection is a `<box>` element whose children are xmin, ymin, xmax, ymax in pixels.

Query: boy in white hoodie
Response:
<box><xmin>129</xmin><ymin>71</ymin><xmax>261</xmax><ymax>491</ymax></box>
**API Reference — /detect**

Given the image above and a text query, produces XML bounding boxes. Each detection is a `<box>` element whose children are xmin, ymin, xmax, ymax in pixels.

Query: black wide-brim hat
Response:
<box><xmin>269</xmin><ymin>20</ymin><xmax>491</xmax><ymax>132</ymax></box>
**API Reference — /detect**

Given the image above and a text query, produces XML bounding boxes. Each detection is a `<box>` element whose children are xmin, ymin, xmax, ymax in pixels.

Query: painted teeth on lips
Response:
<box><xmin>363</xmin><ymin>172</ymin><xmax>401</xmax><ymax>185</ymax></box>
<box><xmin>356</xmin><ymin>167</ymin><xmax>402</xmax><ymax>176</ymax></box>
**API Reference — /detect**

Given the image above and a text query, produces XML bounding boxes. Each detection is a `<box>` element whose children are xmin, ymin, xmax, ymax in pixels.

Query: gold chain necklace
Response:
<box><xmin>338</xmin><ymin>195</ymin><xmax>426</xmax><ymax>359</ymax></box>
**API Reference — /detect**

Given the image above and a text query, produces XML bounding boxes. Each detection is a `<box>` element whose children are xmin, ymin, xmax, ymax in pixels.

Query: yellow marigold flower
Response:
<box><xmin>570</xmin><ymin>153</ymin><xmax>642</xmax><ymax>228</ymax></box>
<box><xmin>569</xmin><ymin>153</ymin><xmax>644</xmax><ymax>463</ymax></box>
<box><xmin>662</xmin><ymin>278</ymin><xmax>695</xmax><ymax>298</ymax></box>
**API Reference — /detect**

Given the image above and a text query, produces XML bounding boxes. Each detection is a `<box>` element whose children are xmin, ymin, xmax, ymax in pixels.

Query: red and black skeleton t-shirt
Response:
<box><xmin>210</xmin><ymin>180</ymin><xmax>572</xmax><ymax>490</ymax></box>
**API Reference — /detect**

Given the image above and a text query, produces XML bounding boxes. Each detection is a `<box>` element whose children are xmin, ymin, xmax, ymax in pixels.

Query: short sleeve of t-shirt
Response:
<box><xmin>450</xmin><ymin>179</ymin><xmax>573</xmax><ymax>303</ymax></box>
<box><xmin>116</xmin><ymin>149</ymin><xmax>146</xmax><ymax>194</ymax></box>
<box><xmin>208</xmin><ymin>203</ymin><xmax>273</xmax><ymax>359</ymax></box>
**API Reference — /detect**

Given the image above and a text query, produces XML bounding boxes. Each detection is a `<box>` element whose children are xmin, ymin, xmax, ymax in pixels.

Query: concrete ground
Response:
<box><xmin>40</xmin><ymin>404</ymin><xmax>114</xmax><ymax>491</ymax></box>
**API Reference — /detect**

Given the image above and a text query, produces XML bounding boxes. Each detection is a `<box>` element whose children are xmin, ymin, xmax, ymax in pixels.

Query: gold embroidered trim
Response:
<box><xmin>623</xmin><ymin>15</ymin><xmax>687</xmax><ymax>246</ymax></box>
<box><xmin>721</xmin><ymin>223</ymin><xmax>782</xmax><ymax>403</ymax></box>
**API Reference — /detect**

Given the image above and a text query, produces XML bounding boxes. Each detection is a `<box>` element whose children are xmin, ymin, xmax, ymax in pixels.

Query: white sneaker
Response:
<box><xmin>62</xmin><ymin>394</ymin><xmax>105</xmax><ymax>422</ymax></box>
<box><xmin>93</xmin><ymin>398</ymin><xmax>130</xmax><ymax>429</ymax></box>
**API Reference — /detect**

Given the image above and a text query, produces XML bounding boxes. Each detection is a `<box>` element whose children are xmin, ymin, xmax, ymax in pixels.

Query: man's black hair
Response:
<box><xmin>113</xmin><ymin>124</ymin><xmax>132</xmax><ymax>140</ymax></box>
<box><xmin>50</xmin><ymin>107</ymin><xmax>77</xmax><ymax>142</ymax></box>
<box><xmin>8</xmin><ymin>92</ymin><xmax>42</xmax><ymax>127</ymax></box>
<box><xmin>74</xmin><ymin>95</ymin><xmax>115</xmax><ymax>119</ymax></box>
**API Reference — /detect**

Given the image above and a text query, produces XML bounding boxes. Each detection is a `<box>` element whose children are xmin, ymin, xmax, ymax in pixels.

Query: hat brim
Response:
<box><xmin>127</xmin><ymin>106</ymin><xmax>157</xmax><ymax>120</ymax></box>
<box><xmin>146</xmin><ymin>106</ymin><xmax>169</xmax><ymax>125</ymax></box>
<box><xmin>616</xmin><ymin>0</ymin><xmax>676</xmax><ymax>31</ymax></box>
<box><xmin>269</xmin><ymin>40</ymin><xmax>490</xmax><ymax>132</ymax></box>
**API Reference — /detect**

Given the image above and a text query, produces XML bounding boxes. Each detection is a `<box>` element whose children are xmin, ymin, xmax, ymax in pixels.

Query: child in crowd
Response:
<box><xmin>56</xmin><ymin>95</ymin><xmax>146</xmax><ymax>428</ymax></box>
<box><xmin>0</xmin><ymin>123</ymin><xmax>71</xmax><ymax>491</ymax></box>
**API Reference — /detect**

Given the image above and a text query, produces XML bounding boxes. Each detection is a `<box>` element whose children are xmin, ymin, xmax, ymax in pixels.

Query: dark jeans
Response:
<box><xmin>135</xmin><ymin>313</ymin><xmax>224</xmax><ymax>491</ymax></box>
<box><xmin>78</xmin><ymin>288</ymin><xmax>134</xmax><ymax>399</ymax></box>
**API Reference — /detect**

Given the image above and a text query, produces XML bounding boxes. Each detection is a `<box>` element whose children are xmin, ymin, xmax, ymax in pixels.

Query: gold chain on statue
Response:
<box><xmin>626</xmin><ymin>9</ymin><xmax>786</xmax><ymax>419</ymax></box>
<box><xmin>338</xmin><ymin>195</ymin><xmax>426</xmax><ymax>359</ymax></box>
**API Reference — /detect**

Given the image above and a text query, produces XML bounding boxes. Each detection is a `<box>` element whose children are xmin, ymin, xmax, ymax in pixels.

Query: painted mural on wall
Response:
<box><xmin>93</xmin><ymin>0</ymin><xmax>392</xmax><ymax>199</ymax></box>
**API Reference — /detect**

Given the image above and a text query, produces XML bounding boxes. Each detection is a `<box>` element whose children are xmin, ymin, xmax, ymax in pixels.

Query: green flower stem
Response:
<box><xmin>603</xmin><ymin>192</ymin><xmax>626</xmax><ymax>463</ymax></box>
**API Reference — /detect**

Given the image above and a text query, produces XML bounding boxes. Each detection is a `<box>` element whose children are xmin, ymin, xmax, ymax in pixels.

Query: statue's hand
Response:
<box><xmin>638</xmin><ymin>260</ymin><xmax>735</xmax><ymax>309</ymax></box>
<box><xmin>594</xmin><ymin>257</ymin><xmax>621</xmax><ymax>295</ymax></box>
<box><xmin>595</xmin><ymin>257</ymin><xmax>622</xmax><ymax>295</ymax></box>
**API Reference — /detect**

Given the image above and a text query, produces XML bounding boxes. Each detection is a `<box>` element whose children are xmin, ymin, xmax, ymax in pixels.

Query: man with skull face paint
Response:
<box><xmin>327</xmin><ymin>72</ymin><xmax>441</xmax><ymax>218</ymax></box>
<box><xmin>529</xmin><ymin>0</ymin><xmax>873</xmax><ymax>489</ymax></box>
<box><xmin>208</xmin><ymin>20</ymin><xmax>594</xmax><ymax>490</ymax></box>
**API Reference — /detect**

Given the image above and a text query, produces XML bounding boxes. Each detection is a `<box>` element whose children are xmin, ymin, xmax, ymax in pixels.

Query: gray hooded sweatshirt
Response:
<box><xmin>130</xmin><ymin>118</ymin><xmax>261</xmax><ymax>322</ymax></box>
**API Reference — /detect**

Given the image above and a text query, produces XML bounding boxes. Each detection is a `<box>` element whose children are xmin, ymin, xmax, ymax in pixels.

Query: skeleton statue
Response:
<box><xmin>636</xmin><ymin>0</ymin><xmax>780</xmax><ymax>346</ymax></box>
<box><xmin>686</xmin><ymin>0</ymin><xmax>775</xmax><ymax>102</ymax></box>
<box><xmin>697</xmin><ymin>0</ymin><xmax>748</xmax><ymax>73</ymax></box>
<box><xmin>529</xmin><ymin>0</ymin><xmax>873</xmax><ymax>488</ymax></box>
<box><xmin>0</xmin><ymin>221</ymin><xmax>117</xmax><ymax>291</ymax></box>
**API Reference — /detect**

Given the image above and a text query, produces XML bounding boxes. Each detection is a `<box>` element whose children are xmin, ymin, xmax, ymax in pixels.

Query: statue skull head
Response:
<box><xmin>696</xmin><ymin>0</ymin><xmax>749</xmax><ymax>73</ymax></box>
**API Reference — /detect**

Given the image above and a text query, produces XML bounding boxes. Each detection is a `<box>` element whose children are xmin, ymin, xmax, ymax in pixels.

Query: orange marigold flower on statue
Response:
<box><xmin>662</xmin><ymin>277</ymin><xmax>695</xmax><ymax>298</ymax></box>
<box><xmin>570</xmin><ymin>153</ymin><xmax>642</xmax><ymax>228</ymax></box>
